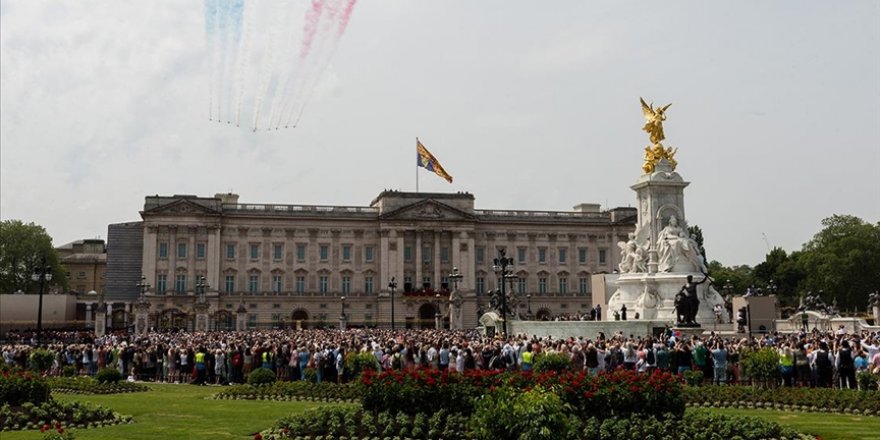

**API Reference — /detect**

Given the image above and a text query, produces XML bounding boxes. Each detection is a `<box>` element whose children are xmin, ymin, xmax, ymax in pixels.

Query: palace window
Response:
<box><xmin>319</xmin><ymin>276</ymin><xmax>329</xmax><ymax>294</ymax></box>
<box><xmin>404</xmin><ymin>246</ymin><xmax>413</xmax><ymax>262</ymax></box>
<box><xmin>342</xmin><ymin>245</ymin><xmax>351</xmax><ymax>262</ymax></box>
<box><xmin>558</xmin><ymin>248</ymin><xmax>567</xmax><ymax>264</ymax></box>
<box><xmin>341</xmin><ymin>276</ymin><xmax>351</xmax><ymax>294</ymax></box>
<box><xmin>225</xmin><ymin>275</ymin><xmax>235</xmax><ymax>294</ymax></box>
<box><xmin>517</xmin><ymin>277</ymin><xmax>527</xmax><ymax>294</ymax></box>
<box><xmin>364</xmin><ymin>276</ymin><xmax>373</xmax><ymax>294</ymax></box>
<box><xmin>178</xmin><ymin>242</ymin><xmax>187</xmax><ymax>259</ymax></box>
<box><xmin>476</xmin><ymin>277</ymin><xmax>485</xmax><ymax>295</ymax></box>
<box><xmin>296</xmin><ymin>244</ymin><xmax>306</xmax><ymax>262</ymax></box>
<box><xmin>538</xmin><ymin>277</ymin><xmax>548</xmax><ymax>295</ymax></box>
<box><xmin>157</xmin><ymin>274</ymin><xmax>167</xmax><ymax>294</ymax></box>
<box><xmin>579</xmin><ymin>277</ymin><xmax>589</xmax><ymax>295</ymax></box>
<box><xmin>476</xmin><ymin>247</ymin><xmax>485</xmax><ymax>264</ymax></box>
<box><xmin>196</xmin><ymin>242</ymin><xmax>206</xmax><ymax>259</ymax></box>
<box><xmin>559</xmin><ymin>277</ymin><xmax>568</xmax><ymax>294</ymax></box>
<box><xmin>158</xmin><ymin>242</ymin><xmax>168</xmax><ymax>258</ymax></box>
<box><xmin>440</xmin><ymin>246</ymin><xmax>449</xmax><ymax>263</ymax></box>
<box><xmin>272</xmin><ymin>275</ymin><xmax>282</xmax><ymax>293</ymax></box>
<box><xmin>599</xmin><ymin>249</ymin><xmax>607</xmax><ymax>265</ymax></box>
<box><xmin>538</xmin><ymin>248</ymin><xmax>547</xmax><ymax>263</ymax></box>
<box><xmin>578</xmin><ymin>248</ymin><xmax>587</xmax><ymax>264</ymax></box>
<box><xmin>175</xmin><ymin>274</ymin><xmax>186</xmax><ymax>293</ymax></box>
<box><xmin>226</xmin><ymin>243</ymin><xmax>235</xmax><ymax>259</ymax></box>
<box><xmin>250</xmin><ymin>244</ymin><xmax>260</xmax><ymax>260</ymax></box>
<box><xmin>295</xmin><ymin>276</ymin><xmax>305</xmax><ymax>294</ymax></box>
<box><xmin>364</xmin><ymin>246</ymin><xmax>374</xmax><ymax>262</ymax></box>
<box><xmin>518</xmin><ymin>248</ymin><xmax>526</xmax><ymax>264</ymax></box>
<box><xmin>248</xmin><ymin>275</ymin><xmax>259</xmax><ymax>293</ymax></box>
<box><xmin>273</xmin><ymin>243</ymin><xmax>283</xmax><ymax>261</ymax></box>
<box><xmin>319</xmin><ymin>245</ymin><xmax>329</xmax><ymax>261</ymax></box>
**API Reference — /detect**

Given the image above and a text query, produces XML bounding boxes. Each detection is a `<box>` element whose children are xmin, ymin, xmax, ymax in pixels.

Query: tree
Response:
<box><xmin>797</xmin><ymin>215</ymin><xmax>880</xmax><ymax>311</ymax></box>
<box><xmin>707</xmin><ymin>260</ymin><xmax>756</xmax><ymax>296</ymax></box>
<box><xmin>753</xmin><ymin>247</ymin><xmax>804</xmax><ymax>307</ymax></box>
<box><xmin>0</xmin><ymin>220</ymin><xmax>68</xmax><ymax>294</ymax></box>
<box><xmin>688</xmin><ymin>225</ymin><xmax>707</xmax><ymax>264</ymax></box>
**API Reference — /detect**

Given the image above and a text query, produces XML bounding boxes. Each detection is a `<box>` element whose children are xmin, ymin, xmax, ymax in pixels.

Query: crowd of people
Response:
<box><xmin>2</xmin><ymin>327</ymin><xmax>879</xmax><ymax>389</ymax></box>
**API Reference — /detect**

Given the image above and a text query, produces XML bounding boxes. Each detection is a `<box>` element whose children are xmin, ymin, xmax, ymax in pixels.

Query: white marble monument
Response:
<box><xmin>606</xmin><ymin>100</ymin><xmax>725</xmax><ymax>326</ymax></box>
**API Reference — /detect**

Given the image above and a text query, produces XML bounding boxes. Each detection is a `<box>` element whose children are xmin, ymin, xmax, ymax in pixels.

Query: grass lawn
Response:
<box><xmin>695</xmin><ymin>407</ymin><xmax>880</xmax><ymax>440</ymax></box>
<box><xmin>4</xmin><ymin>384</ymin><xmax>877</xmax><ymax>440</ymax></box>
<box><xmin>1</xmin><ymin>383</ymin><xmax>330</xmax><ymax>440</ymax></box>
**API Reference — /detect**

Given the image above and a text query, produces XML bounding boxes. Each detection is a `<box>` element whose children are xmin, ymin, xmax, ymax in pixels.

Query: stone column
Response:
<box><xmin>434</xmin><ymin>232</ymin><xmax>441</xmax><ymax>287</ymax></box>
<box><xmin>207</xmin><ymin>226</ymin><xmax>221</xmax><ymax>289</ymax></box>
<box><xmin>143</xmin><ymin>226</ymin><xmax>158</xmax><ymax>290</ymax></box>
<box><xmin>339</xmin><ymin>314</ymin><xmax>347</xmax><ymax>330</ymax></box>
<box><xmin>415</xmin><ymin>232</ymin><xmax>422</xmax><ymax>288</ymax></box>
<box><xmin>85</xmin><ymin>303</ymin><xmax>93</xmax><ymax>323</ymax></box>
<box><xmin>874</xmin><ymin>305</ymin><xmax>880</xmax><ymax>326</ymax></box>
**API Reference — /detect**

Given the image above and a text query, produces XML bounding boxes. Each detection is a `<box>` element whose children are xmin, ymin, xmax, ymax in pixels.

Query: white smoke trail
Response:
<box><xmin>251</xmin><ymin>1</ymin><xmax>288</xmax><ymax>131</ymax></box>
<box><xmin>234</xmin><ymin>0</ymin><xmax>254</xmax><ymax>127</ymax></box>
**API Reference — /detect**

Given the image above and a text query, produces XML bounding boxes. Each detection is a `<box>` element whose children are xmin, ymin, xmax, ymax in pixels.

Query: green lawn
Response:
<box><xmin>2</xmin><ymin>383</ymin><xmax>329</xmax><ymax>440</ymax></box>
<box><xmin>3</xmin><ymin>384</ymin><xmax>877</xmax><ymax>440</ymax></box>
<box><xmin>694</xmin><ymin>407</ymin><xmax>880</xmax><ymax>440</ymax></box>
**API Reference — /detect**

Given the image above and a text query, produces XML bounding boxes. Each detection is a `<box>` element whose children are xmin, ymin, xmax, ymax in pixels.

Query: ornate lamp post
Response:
<box><xmin>448</xmin><ymin>267</ymin><xmax>463</xmax><ymax>291</ymax></box>
<box><xmin>492</xmin><ymin>248</ymin><xmax>515</xmax><ymax>336</ymax></box>
<box><xmin>435</xmin><ymin>293</ymin><xmax>442</xmax><ymax>329</ymax></box>
<box><xmin>195</xmin><ymin>275</ymin><xmax>210</xmax><ymax>303</ymax></box>
<box><xmin>388</xmin><ymin>277</ymin><xmax>397</xmax><ymax>330</ymax></box>
<box><xmin>767</xmin><ymin>279</ymin><xmax>778</xmax><ymax>296</ymax></box>
<box><xmin>31</xmin><ymin>258</ymin><xmax>53</xmax><ymax>345</ymax></box>
<box><xmin>340</xmin><ymin>295</ymin><xmax>347</xmax><ymax>330</ymax></box>
<box><xmin>136</xmin><ymin>276</ymin><xmax>151</xmax><ymax>299</ymax></box>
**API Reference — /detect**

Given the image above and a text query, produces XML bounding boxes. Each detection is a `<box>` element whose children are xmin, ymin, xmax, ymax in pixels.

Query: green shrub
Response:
<box><xmin>0</xmin><ymin>369</ymin><xmax>50</xmax><ymax>406</ymax></box>
<box><xmin>345</xmin><ymin>352</ymin><xmax>379</xmax><ymax>377</ymax></box>
<box><xmin>28</xmin><ymin>349</ymin><xmax>55</xmax><ymax>373</ymax></box>
<box><xmin>682</xmin><ymin>384</ymin><xmax>880</xmax><ymax>414</ymax></box>
<box><xmin>533</xmin><ymin>352</ymin><xmax>572</xmax><ymax>373</ymax></box>
<box><xmin>247</xmin><ymin>367</ymin><xmax>277</xmax><ymax>386</ymax></box>
<box><xmin>61</xmin><ymin>366</ymin><xmax>77</xmax><ymax>378</ymax></box>
<box><xmin>47</xmin><ymin>376</ymin><xmax>149</xmax><ymax>394</ymax></box>
<box><xmin>0</xmin><ymin>399</ymin><xmax>128</xmax><ymax>432</ymax></box>
<box><xmin>857</xmin><ymin>370</ymin><xmax>879</xmax><ymax>391</ymax></box>
<box><xmin>741</xmin><ymin>347</ymin><xmax>780</xmax><ymax>384</ymax></box>
<box><xmin>473</xmin><ymin>385</ymin><xmax>576</xmax><ymax>440</ymax></box>
<box><xmin>683</xmin><ymin>370</ymin><xmax>704</xmax><ymax>387</ymax></box>
<box><xmin>95</xmin><ymin>368</ymin><xmax>122</xmax><ymax>384</ymax></box>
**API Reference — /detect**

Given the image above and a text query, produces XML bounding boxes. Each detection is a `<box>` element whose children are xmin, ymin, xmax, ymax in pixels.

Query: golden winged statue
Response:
<box><xmin>640</xmin><ymin>98</ymin><xmax>671</xmax><ymax>144</ymax></box>
<box><xmin>640</xmin><ymin>97</ymin><xmax>678</xmax><ymax>174</ymax></box>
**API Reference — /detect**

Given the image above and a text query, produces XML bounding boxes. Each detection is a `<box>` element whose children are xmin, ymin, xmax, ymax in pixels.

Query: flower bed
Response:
<box><xmin>360</xmin><ymin>368</ymin><xmax>684</xmax><ymax>418</ymax></box>
<box><xmin>0</xmin><ymin>368</ymin><xmax>133</xmax><ymax>432</ymax></box>
<box><xmin>214</xmin><ymin>381</ymin><xmax>360</xmax><ymax>403</ymax></box>
<box><xmin>257</xmin><ymin>406</ymin><xmax>816</xmax><ymax>440</ymax></box>
<box><xmin>683</xmin><ymin>385</ymin><xmax>880</xmax><ymax>416</ymax></box>
<box><xmin>0</xmin><ymin>400</ymin><xmax>132</xmax><ymax>432</ymax></box>
<box><xmin>46</xmin><ymin>377</ymin><xmax>150</xmax><ymax>395</ymax></box>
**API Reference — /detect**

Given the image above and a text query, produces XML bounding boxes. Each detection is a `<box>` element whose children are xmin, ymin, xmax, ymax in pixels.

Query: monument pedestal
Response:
<box><xmin>194</xmin><ymin>302</ymin><xmax>210</xmax><ymax>332</ymax></box>
<box><xmin>133</xmin><ymin>298</ymin><xmax>150</xmax><ymax>336</ymax></box>
<box><xmin>95</xmin><ymin>311</ymin><xmax>106</xmax><ymax>337</ymax></box>
<box><xmin>607</xmin><ymin>272</ymin><xmax>724</xmax><ymax>326</ymax></box>
<box><xmin>235</xmin><ymin>303</ymin><xmax>248</xmax><ymax>331</ymax></box>
<box><xmin>339</xmin><ymin>315</ymin><xmax>347</xmax><ymax>330</ymax></box>
<box><xmin>874</xmin><ymin>305</ymin><xmax>880</xmax><ymax>325</ymax></box>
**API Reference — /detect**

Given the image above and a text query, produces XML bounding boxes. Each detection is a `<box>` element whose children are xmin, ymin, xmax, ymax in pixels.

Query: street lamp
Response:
<box><xmin>340</xmin><ymin>295</ymin><xmax>347</xmax><ymax>330</ymax></box>
<box><xmin>195</xmin><ymin>275</ymin><xmax>210</xmax><ymax>303</ymax></box>
<box><xmin>435</xmin><ymin>293</ymin><xmax>442</xmax><ymax>329</ymax></box>
<box><xmin>31</xmin><ymin>258</ymin><xmax>53</xmax><ymax>346</ymax></box>
<box><xmin>448</xmin><ymin>267</ymin><xmax>463</xmax><ymax>291</ymax></box>
<box><xmin>388</xmin><ymin>277</ymin><xmax>397</xmax><ymax>330</ymax></box>
<box><xmin>492</xmin><ymin>248</ymin><xmax>515</xmax><ymax>336</ymax></box>
<box><xmin>526</xmin><ymin>293</ymin><xmax>532</xmax><ymax>320</ymax></box>
<box><xmin>136</xmin><ymin>275</ymin><xmax>151</xmax><ymax>300</ymax></box>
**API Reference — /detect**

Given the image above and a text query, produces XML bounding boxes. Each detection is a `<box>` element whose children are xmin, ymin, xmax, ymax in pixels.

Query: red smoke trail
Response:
<box><xmin>300</xmin><ymin>0</ymin><xmax>324</xmax><ymax>59</ymax></box>
<box><xmin>337</xmin><ymin>0</ymin><xmax>357</xmax><ymax>37</ymax></box>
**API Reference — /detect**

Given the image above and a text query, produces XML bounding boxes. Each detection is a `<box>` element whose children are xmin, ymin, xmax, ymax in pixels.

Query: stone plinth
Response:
<box><xmin>606</xmin><ymin>272</ymin><xmax>724</xmax><ymax>326</ymax></box>
<box><xmin>194</xmin><ymin>302</ymin><xmax>210</xmax><ymax>332</ymax></box>
<box><xmin>874</xmin><ymin>305</ymin><xmax>880</xmax><ymax>326</ymax></box>
<box><xmin>133</xmin><ymin>300</ymin><xmax>150</xmax><ymax>336</ymax></box>
<box><xmin>94</xmin><ymin>311</ymin><xmax>106</xmax><ymax>337</ymax></box>
<box><xmin>510</xmin><ymin>320</ymin><xmax>679</xmax><ymax>340</ymax></box>
<box><xmin>235</xmin><ymin>303</ymin><xmax>248</xmax><ymax>331</ymax></box>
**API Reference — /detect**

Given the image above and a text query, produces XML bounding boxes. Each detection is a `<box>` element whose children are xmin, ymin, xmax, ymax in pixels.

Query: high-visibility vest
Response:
<box><xmin>262</xmin><ymin>352</ymin><xmax>269</xmax><ymax>363</ymax></box>
<box><xmin>522</xmin><ymin>351</ymin><xmax>533</xmax><ymax>365</ymax></box>
<box><xmin>195</xmin><ymin>352</ymin><xmax>205</xmax><ymax>365</ymax></box>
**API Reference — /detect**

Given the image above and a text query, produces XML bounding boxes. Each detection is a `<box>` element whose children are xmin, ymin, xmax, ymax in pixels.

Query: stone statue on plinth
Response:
<box><xmin>675</xmin><ymin>273</ymin><xmax>708</xmax><ymax>326</ymax></box>
<box><xmin>657</xmin><ymin>216</ymin><xmax>707</xmax><ymax>273</ymax></box>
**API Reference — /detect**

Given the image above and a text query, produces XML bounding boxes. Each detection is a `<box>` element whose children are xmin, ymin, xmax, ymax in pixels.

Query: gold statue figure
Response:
<box><xmin>640</xmin><ymin>97</ymin><xmax>677</xmax><ymax>174</ymax></box>
<box><xmin>640</xmin><ymin>98</ymin><xmax>671</xmax><ymax>144</ymax></box>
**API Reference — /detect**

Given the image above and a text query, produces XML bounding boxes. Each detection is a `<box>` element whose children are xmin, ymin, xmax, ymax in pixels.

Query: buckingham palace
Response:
<box><xmin>91</xmin><ymin>190</ymin><xmax>636</xmax><ymax>331</ymax></box>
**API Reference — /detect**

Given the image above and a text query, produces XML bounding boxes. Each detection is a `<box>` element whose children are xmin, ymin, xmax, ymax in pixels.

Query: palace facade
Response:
<box><xmin>88</xmin><ymin>190</ymin><xmax>636</xmax><ymax>330</ymax></box>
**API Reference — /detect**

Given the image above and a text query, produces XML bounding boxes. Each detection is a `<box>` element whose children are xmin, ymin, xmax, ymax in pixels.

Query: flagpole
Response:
<box><xmin>416</xmin><ymin>137</ymin><xmax>419</xmax><ymax>193</ymax></box>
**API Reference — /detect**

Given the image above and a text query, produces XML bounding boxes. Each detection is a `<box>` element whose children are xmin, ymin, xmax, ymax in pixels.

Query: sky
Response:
<box><xmin>1</xmin><ymin>1</ymin><xmax>878</xmax><ymax>267</ymax></box>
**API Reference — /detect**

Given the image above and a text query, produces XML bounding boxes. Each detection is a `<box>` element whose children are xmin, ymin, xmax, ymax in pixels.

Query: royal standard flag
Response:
<box><xmin>416</xmin><ymin>139</ymin><xmax>453</xmax><ymax>183</ymax></box>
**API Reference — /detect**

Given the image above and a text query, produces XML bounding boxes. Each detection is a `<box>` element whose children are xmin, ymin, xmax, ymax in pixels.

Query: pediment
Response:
<box><xmin>379</xmin><ymin>199</ymin><xmax>476</xmax><ymax>221</ymax></box>
<box><xmin>142</xmin><ymin>199</ymin><xmax>220</xmax><ymax>217</ymax></box>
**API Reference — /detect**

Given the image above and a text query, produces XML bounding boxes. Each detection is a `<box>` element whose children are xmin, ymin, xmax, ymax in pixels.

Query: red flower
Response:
<box><xmin>254</xmin><ymin>433</ymin><xmax>263</xmax><ymax>440</ymax></box>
